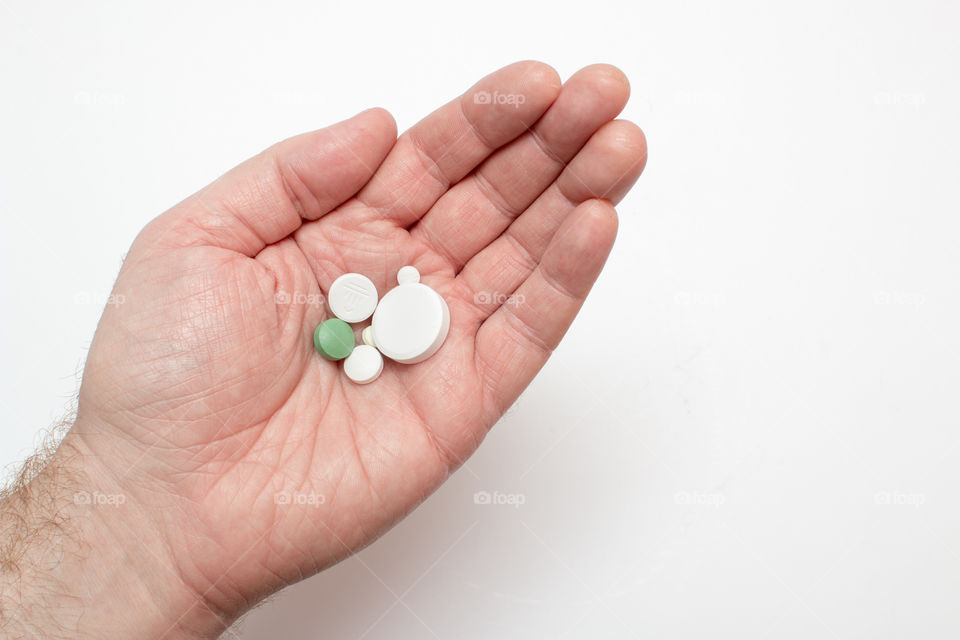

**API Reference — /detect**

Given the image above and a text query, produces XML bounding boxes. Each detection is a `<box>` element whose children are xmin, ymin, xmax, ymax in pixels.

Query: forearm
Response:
<box><xmin>0</xmin><ymin>423</ymin><xmax>222</xmax><ymax>639</ymax></box>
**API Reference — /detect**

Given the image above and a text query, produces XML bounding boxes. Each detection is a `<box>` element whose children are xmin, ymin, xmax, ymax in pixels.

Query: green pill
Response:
<box><xmin>313</xmin><ymin>318</ymin><xmax>355</xmax><ymax>361</ymax></box>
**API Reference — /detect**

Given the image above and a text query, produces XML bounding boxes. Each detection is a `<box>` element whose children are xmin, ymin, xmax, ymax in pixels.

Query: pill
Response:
<box><xmin>328</xmin><ymin>273</ymin><xmax>378</xmax><ymax>323</ymax></box>
<box><xmin>397</xmin><ymin>265</ymin><xmax>420</xmax><ymax>285</ymax></box>
<box><xmin>361</xmin><ymin>326</ymin><xmax>376</xmax><ymax>347</ymax></box>
<box><xmin>343</xmin><ymin>344</ymin><xmax>384</xmax><ymax>384</ymax></box>
<box><xmin>313</xmin><ymin>318</ymin><xmax>355</xmax><ymax>361</ymax></box>
<box><xmin>371</xmin><ymin>266</ymin><xmax>450</xmax><ymax>364</ymax></box>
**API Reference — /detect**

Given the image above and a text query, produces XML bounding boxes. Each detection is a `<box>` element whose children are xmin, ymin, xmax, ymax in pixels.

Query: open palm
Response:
<box><xmin>70</xmin><ymin>61</ymin><xmax>646</xmax><ymax>631</ymax></box>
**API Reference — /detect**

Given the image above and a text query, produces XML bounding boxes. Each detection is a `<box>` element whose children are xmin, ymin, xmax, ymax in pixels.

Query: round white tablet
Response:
<box><xmin>361</xmin><ymin>326</ymin><xmax>376</xmax><ymax>347</ymax></box>
<box><xmin>343</xmin><ymin>345</ymin><xmax>383</xmax><ymax>384</ymax></box>
<box><xmin>372</xmin><ymin>268</ymin><xmax>450</xmax><ymax>364</ymax></box>
<box><xmin>397</xmin><ymin>265</ymin><xmax>420</xmax><ymax>285</ymax></box>
<box><xmin>328</xmin><ymin>273</ymin><xmax>378</xmax><ymax>323</ymax></box>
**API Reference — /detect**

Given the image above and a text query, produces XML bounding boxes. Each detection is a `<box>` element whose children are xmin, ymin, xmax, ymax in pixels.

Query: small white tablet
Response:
<box><xmin>343</xmin><ymin>344</ymin><xmax>384</xmax><ymax>384</ymax></box>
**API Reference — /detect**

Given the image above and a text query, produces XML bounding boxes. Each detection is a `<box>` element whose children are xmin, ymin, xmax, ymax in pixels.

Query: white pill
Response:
<box><xmin>328</xmin><ymin>273</ymin><xmax>378</xmax><ymax>323</ymax></box>
<box><xmin>343</xmin><ymin>345</ymin><xmax>383</xmax><ymax>384</ymax></box>
<box><xmin>397</xmin><ymin>265</ymin><xmax>420</xmax><ymax>285</ymax></box>
<box><xmin>361</xmin><ymin>326</ymin><xmax>376</xmax><ymax>347</ymax></box>
<box><xmin>372</xmin><ymin>267</ymin><xmax>450</xmax><ymax>364</ymax></box>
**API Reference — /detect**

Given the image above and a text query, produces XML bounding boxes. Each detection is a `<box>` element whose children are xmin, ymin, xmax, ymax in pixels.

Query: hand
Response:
<box><xmin>2</xmin><ymin>61</ymin><xmax>646</xmax><ymax>638</ymax></box>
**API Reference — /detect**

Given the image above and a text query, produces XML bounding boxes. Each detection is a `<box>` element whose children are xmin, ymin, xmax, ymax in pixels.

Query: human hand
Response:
<box><xmin>1</xmin><ymin>61</ymin><xmax>646</xmax><ymax>638</ymax></box>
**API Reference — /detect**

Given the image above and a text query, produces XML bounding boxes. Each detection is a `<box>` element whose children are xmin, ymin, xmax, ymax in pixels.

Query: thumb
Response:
<box><xmin>140</xmin><ymin>107</ymin><xmax>397</xmax><ymax>256</ymax></box>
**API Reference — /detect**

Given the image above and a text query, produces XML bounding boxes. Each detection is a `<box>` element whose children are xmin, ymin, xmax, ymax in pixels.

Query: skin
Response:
<box><xmin>0</xmin><ymin>61</ymin><xmax>646</xmax><ymax>638</ymax></box>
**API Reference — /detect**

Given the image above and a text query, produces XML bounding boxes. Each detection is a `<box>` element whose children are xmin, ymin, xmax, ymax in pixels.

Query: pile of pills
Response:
<box><xmin>313</xmin><ymin>266</ymin><xmax>450</xmax><ymax>384</ymax></box>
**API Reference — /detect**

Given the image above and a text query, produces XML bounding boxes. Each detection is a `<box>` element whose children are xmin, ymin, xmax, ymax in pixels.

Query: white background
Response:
<box><xmin>2</xmin><ymin>1</ymin><xmax>959</xmax><ymax>637</ymax></box>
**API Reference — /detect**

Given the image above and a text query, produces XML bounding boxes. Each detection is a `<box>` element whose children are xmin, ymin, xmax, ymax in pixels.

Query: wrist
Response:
<box><xmin>0</xmin><ymin>419</ymin><xmax>229</xmax><ymax>639</ymax></box>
